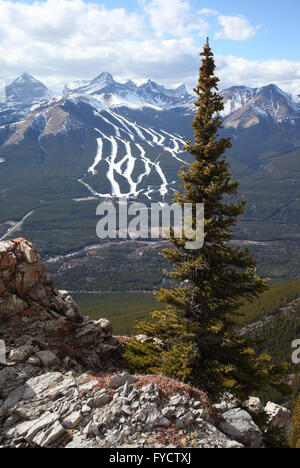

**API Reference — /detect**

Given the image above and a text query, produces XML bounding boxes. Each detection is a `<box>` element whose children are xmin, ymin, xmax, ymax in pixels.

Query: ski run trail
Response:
<box><xmin>85</xmin><ymin>110</ymin><xmax>187</xmax><ymax>198</ymax></box>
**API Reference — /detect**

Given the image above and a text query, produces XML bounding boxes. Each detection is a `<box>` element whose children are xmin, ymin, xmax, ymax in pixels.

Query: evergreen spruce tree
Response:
<box><xmin>123</xmin><ymin>39</ymin><xmax>289</xmax><ymax>399</ymax></box>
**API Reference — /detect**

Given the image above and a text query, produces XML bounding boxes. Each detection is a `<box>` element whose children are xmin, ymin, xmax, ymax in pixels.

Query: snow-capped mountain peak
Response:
<box><xmin>4</xmin><ymin>72</ymin><xmax>52</xmax><ymax>110</ymax></box>
<box><xmin>219</xmin><ymin>86</ymin><xmax>259</xmax><ymax>119</ymax></box>
<box><xmin>63</xmin><ymin>72</ymin><xmax>193</xmax><ymax>111</ymax></box>
<box><xmin>13</xmin><ymin>72</ymin><xmax>39</xmax><ymax>84</ymax></box>
<box><xmin>174</xmin><ymin>84</ymin><xmax>189</xmax><ymax>96</ymax></box>
<box><xmin>124</xmin><ymin>79</ymin><xmax>137</xmax><ymax>90</ymax></box>
<box><xmin>2</xmin><ymin>69</ymin><xmax>300</xmax><ymax>130</ymax></box>
<box><xmin>90</xmin><ymin>72</ymin><xmax>115</xmax><ymax>86</ymax></box>
<box><xmin>220</xmin><ymin>84</ymin><xmax>300</xmax><ymax>128</ymax></box>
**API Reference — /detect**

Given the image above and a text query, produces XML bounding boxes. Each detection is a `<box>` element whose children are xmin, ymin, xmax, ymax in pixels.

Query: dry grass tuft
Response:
<box><xmin>83</xmin><ymin>372</ymin><xmax>116</xmax><ymax>399</ymax></box>
<box><xmin>82</xmin><ymin>372</ymin><xmax>217</xmax><ymax>422</ymax></box>
<box><xmin>134</xmin><ymin>374</ymin><xmax>206</xmax><ymax>401</ymax></box>
<box><xmin>155</xmin><ymin>423</ymin><xmax>187</xmax><ymax>447</ymax></box>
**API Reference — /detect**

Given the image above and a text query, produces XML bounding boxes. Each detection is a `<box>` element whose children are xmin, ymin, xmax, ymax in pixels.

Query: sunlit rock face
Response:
<box><xmin>0</xmin><ymin>238</ymin><xmax>119</xmax><ymax>369</ymax></box>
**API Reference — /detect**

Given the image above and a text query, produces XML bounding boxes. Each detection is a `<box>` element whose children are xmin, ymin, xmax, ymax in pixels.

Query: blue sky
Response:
<box><xmin>97</xmin><ymin>0</ymin><xmax>300</xmax><ymax>61</ymax></box>
<box><xmin>1</xmin><ymin>0</ymin><xmax>300</xmax><ymax>94</ymax></box>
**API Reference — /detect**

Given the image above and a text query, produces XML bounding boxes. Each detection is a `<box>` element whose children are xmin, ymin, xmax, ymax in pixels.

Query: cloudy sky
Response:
<box><xmin>1</xmin><ymin>0</ymin><xmax>300</xmax><ymax>94</ymax></box>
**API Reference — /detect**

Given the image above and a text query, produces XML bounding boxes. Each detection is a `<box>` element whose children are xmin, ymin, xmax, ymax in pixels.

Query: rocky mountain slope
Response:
<box><xmin>0</xmin><ymin>72</ymin><xmax>299</xmax><ymax>202</ymax></box>
<box><xmin>220</xmin><ymin>84</ymin><xmax>300</xmax><ymax>128</ymax></box>
<box><xmin>0</xmin><ymin>92</ymin><xmax>190</xmax><ymax>200</ymax></box>
<box><xmin>0</xmin><ymin>238</ymin><xmax>292</xmax><ymax>448</ymax></box>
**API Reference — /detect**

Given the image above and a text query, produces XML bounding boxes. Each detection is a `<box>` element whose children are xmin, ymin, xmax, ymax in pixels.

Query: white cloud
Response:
<box><xmin>0</xmin><ymin>0</ymin><xmax>146</xmax><ymax>85</ymax></box>
<box><xmin>0</xmin><ymin>0</ymin><xmax>145</xmax><ymax>43</ymax></box>
<box><xmin>215</xmin><ymin>15</ymin><xmax>257</xmax><ymax>41</ymax></box>
<box><xmin>198</xmin><ymin>8</ymin><xmax>219</xmax><ymax>17</ymax></box>
<box><xmin>0</xmin><ymin>0</ymin><xmax>206</xmax><ymax>89</ymax></box>
<box><xmin>0</xmin><ymin>0</ymin><xmax>298</xmax><ymax>97</ymax></box>
<box><xmin>143</xmin><ymin>0</ymin><xmax>209</xmax><ymax>37</ymax></box>
<box><xmin>216</xmin><ymin>55</ymin><xmax>300</xmax><ymax>94</ymax></box>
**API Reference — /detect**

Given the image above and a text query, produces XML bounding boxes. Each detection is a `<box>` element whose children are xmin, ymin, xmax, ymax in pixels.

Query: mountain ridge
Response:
<box><xmin>2</xmin><ymin>71</ymin><xmax>300</xmax><ymax>129</ymax></box>
<box><xmin>220</xmin><ymin>83</ymin><xmax>300</xmax><ymax>128</ymax></box>
<box><xmin>63</xmin><ymin>72</ymin><xmax>193</xmax><ymax>111</ymax></box>
<box><xmin>2</xmin><ymin>71</ymin><xmax>300</xmax><ymax>128</ymax></box>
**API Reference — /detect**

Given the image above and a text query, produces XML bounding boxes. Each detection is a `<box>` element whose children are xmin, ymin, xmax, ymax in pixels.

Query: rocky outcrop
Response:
<box><xmin>0</xmin><ymin>368</ymin><xmax>292</xmax><ymax>449</ymax></box>
<box><xmin>0</xmin><ymin>238</ymin><xmax>119</xmax><ymax>370</ymax></box>
<box><xmin>219</xmin><ymin>408</ymin><xmax>262</xmax><ymax>448</ymax></box>
<box><xmin>0</xmin><ymin>371</ymin><xmax>240</xmax><ymax>449</ymax></box>
<box><xmin>265</xmin><ymin>402</ymin><xmax>292</xmax><ymax>439</ymax></box>
<box><xmin>0</xmin><ymin>239</ymin><xmax>292</xmax><ymax>448</ymax></box>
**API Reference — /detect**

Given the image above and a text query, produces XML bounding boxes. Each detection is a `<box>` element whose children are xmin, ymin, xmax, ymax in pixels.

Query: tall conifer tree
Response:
<box><xmin>124</xmin><ymin>39</ymin><xmax>288</xmax><ymax>399</ymax></box>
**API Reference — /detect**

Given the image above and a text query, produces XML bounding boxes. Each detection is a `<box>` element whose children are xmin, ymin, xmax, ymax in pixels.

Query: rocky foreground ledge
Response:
<box><xmin>0</xmin><ymin>239</ymin><xmax>292</xmax><ymax>448</ymax></box>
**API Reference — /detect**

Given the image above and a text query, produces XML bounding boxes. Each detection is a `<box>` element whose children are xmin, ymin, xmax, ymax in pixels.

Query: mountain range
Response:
<box><xmin>1</xmin><ymin>71</ymin><xmax>300</xmax><ymax>283</ymax></box>
<box><xmin>1</xmin><ymin>71</ymin><xmax>300</xmax><ymax>124</ymax></box>
<box><xmin>1</xmin><ymin>72</ymin><xmax>300</xmax><ymax>198</ymax></box>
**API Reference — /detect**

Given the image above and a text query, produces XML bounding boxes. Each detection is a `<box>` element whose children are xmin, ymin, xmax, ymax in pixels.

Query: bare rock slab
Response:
<box><xmin>35</xmin><ymin>351</ymin><xmax>59</xmax><ymax>368</ymax></box>
<box><xmin>109</xmin><ymin>372</ymin><xmax>138</xmax><ymax>389</ymax></box>
<box><xmin>220</xmin><ymin>408</ymin><xmax>262</xmax><ymax>448</ymax></box>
